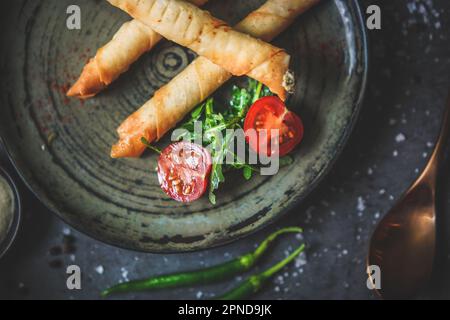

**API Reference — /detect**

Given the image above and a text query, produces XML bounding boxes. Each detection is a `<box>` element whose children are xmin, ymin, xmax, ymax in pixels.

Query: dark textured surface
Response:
<box><xmin>0</xmin><ymin>0</ymin><xmax>366</xmax><ymax>252</ymax></box>
<box><xmin>0</xmin><ymin>0</ymin><xmax>450</xmax><ymax>299</ymax></box>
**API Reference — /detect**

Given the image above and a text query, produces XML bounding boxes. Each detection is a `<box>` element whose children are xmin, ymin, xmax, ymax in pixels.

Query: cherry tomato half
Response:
<box><xmin>157</xmin><ymin>142</ymin><xmax>212</xmax><ymax>203</ymax></box>
<box><xmin>244</xmin><ymin>96</ymin><xmax>304</xmax><ymax>157</ymax></box>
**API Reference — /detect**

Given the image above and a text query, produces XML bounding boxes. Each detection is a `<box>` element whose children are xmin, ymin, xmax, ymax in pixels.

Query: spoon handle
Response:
<box><xmin>423</xmin><ymin>93</ymin><xmax>450</xmax><ymax>181</ymax></box>
<box><xmin>434</xmin><ymin>95</ymin><xmax>450</xmax><ymax>160</ymax></box>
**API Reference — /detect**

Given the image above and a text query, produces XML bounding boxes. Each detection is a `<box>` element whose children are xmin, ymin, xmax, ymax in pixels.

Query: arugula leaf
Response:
<box><xmin>280</xmin><ymin>155</ymin><xmax>294</xmax><ymax>167</ymax></box>
<box><xmin>141</xmin><ymin>137</ymin><xmax>162</xmax><ymax>154</ymax></box>
<box><xmin>208</xmin><ymin>130</ymin><xmax>235</xmax><ymax>203</ymax></box>
<box><xmin>209</xmin><ymin>161</ymin><xmax>225</xmax><ymax>205</ymax></box>
<box><xmin>191</xmin><ymin>102</ymin><xmax>205</xmax><ymax>120</ymax></box>
<box><xmin>243</xmin><ymin>166</ymin><xmax>253</xmax><ymax>180</ymax></box>
<box><xmin>178</xmin><ymin>78</ymin><xmax>279</xmax><ymax>204</ymax></box>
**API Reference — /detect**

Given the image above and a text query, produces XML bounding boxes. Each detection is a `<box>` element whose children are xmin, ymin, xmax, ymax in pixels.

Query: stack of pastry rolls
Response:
<box><xmin>67</xmin><ymin>0</ymin><xmax>321</xmax><ymax>158</ymax></box>
<box><xmin>67</xmin><ymin>0</ymin><xmax>210</xmax><ymax>98</ymax></box>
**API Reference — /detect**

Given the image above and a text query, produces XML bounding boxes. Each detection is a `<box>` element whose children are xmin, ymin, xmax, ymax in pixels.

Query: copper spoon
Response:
<box><xmin>367</xmin><ymin>94</ymin><xmax>450</xmax><ymax>299</ymax></box>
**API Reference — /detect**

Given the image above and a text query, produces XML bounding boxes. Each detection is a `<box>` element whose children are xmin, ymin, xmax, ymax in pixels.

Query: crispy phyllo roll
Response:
<box><xmin>111</xmin><ymin>0</ymin><xmax>320</xmax><ymax>158</ymax></box>
<box><xmin>106</xmin><ymin>0</ymin><xmax>293</xmax><ymax>100</ymax></box>
<box><xmin>67</xmin><ymin>0</ymin><xmax>209</xmax><ymax>99</ymax></box>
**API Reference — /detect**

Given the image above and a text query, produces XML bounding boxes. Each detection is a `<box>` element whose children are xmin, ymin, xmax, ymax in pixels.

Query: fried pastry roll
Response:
<box><xmin>111</xmin><ymin>0</ymin><xmax>320</xmax><ymax>158</ymax></box>
<box><xmin>67</xmin><ymin>0</ymin><xmax>209</xmax><ymax>99</ymax></box>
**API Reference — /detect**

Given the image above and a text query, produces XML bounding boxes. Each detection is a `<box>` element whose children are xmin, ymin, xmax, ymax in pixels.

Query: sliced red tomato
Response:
<box><xmin>157</xmin><ymin>142</ymin><xmax>212</xmax><ymax>203</ymax></box>
<box><xmin>244</xmin><ymin>96</ymin><xmax>304</xmax><ymax>157</ymax></box>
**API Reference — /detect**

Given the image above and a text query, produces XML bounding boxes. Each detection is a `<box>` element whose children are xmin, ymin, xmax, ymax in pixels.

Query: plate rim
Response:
<box><xmin>0</xmin><ymin>0</ymin><xmax>369</xmax><ymax>253</ymax></box>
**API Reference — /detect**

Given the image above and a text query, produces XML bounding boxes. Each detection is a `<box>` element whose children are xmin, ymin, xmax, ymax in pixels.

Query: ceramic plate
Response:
<box><xmin>0</xmin><ymin>0</ymin><xmax>368</xmax><ymax>252</ymax></box>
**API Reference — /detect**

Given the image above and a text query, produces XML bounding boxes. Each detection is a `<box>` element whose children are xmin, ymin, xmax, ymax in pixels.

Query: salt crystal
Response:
<box><xmin>95</xmin><ymin>265</ymin><xmax>104</xmax><ymax>275</ymax></box>
<box><xmin>395</xmin><ymin>133</ymin><xmax>406</xmax><ymax>143</ymax></box>
<box><xmin>295</xmin><ymin>233</ymin><xmax>304</xmax><ymax>241</ymax></box>
<box><xmin>357</xmin><ymin>197</ymin><xmax>366</xmax><ymax>212</ymax></box>
<box><xmin>120</xmin><ymin>267</ymin><xmax>129</xmax><ymax>281</ymax></box>
<box><xmin>295</xmin><ymin>252</ymin><xmax>307</xmax><ymax>268</ymax></box>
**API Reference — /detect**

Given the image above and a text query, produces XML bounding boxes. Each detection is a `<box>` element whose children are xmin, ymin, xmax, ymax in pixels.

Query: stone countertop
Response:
<box><xmin>0</xmin><ymin>0</ymin><xmax>450</xmax><ymax>300</ymax></box>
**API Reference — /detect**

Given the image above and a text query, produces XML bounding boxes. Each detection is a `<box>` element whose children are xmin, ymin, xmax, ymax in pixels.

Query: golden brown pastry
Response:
<box><xmin>111</xmin><ymin>0</ymin><xmax>320</xmax><ymax>158</ymax></box>
<box><xmin>67</xmin><ymin>0</ymin><xmax>209</xmax><ymax>99</ymax></box>
<box><xmin>106</xmin><ymin>0</ymin><xmax>293</xmax><ymax>100</ymax></box>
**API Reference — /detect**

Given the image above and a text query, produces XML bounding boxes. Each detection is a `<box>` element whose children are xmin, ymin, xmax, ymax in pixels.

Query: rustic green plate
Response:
<box><xmin>0</xmin><ymin>0</ymin><xmax>367</xmax><ymax>252</ymax></box>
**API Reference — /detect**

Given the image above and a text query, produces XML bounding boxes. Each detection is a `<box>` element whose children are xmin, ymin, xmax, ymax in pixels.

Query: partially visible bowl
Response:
<box><xmin>0</xmin><ymin>167</ymin><xmax>21</xmax><ymax>259</ymax></box>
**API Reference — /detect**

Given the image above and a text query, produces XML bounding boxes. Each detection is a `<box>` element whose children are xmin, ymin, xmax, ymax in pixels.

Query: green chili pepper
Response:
<box><xmin>216</xmin><ymin>243</ymin><xmax>306</xmax><ymax>300</ymax></box>
<box><xmin>101</xmin><ymin>227</ymin><xmax>302</xmax><ymax>297</ymax></box>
